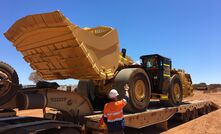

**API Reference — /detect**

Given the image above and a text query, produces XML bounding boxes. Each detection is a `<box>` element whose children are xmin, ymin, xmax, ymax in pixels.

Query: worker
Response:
<box><xmin>99</xmin><ymin>84</ymin><xmax>129</xmax><ymax>134</ymax></box>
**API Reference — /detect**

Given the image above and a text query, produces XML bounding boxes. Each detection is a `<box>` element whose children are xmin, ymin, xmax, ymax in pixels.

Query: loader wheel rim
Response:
<box><xmin>134</xmin><ymin>80</ymin><xmax>146</xmax><ymax>101</ymax></box>
<box><xmin>0</xmin><ymin>71</ymin><xmax>11</xmax><ymax>98</ymax></box>
<box><xmin>173</xmin><ymin>83</ymin><xmax>181</xmax><ymax>101</ymax></box>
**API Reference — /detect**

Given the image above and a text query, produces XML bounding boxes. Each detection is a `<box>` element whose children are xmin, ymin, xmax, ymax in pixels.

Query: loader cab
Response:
<box><xmin>140</xmin><ymin>54</ymin><xmax>172</xmax><ymax>94</ymax></box>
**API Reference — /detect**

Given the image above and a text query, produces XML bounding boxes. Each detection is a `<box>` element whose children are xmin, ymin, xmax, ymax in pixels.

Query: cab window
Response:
<box><xmin>145</xmin><ymin>57</ymin><xmax>158</xmax><ymax>68</ymax></box>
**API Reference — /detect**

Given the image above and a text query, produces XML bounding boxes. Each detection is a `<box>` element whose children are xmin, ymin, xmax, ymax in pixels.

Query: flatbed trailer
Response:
<box><xmin>0</xmin><ymin>100</ymin><xmax>219</xmax><ymax>134</ymax></box>
<box><xmin>85</xmin><ymin>100</ymin><xmax>219</xmax><ymax>133</ymax></box>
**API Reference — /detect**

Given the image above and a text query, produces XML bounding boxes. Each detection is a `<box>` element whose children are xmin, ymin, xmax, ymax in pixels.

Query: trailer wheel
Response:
<box><xmin>206</xmin><ymin>105</ymin><xmax>211</xmax><ymax>114</ymax></box>
<box><xmin>199</xmin><ymin>107</ymin><xmax>206</xmax><ymax>115</ymax></box>
<box><xmin>195</xmin><ymin>108</ymin><xmax>199</xmax><ymax>118</ymax></box>
<box><xmin>56</xmin><ymin>128</ymin><xmax>80</xmax><ymax>134</ymax></box>
<box><xmin>113</xmin><ymin>68</ymin><xmax>151</xmax><ymax>113</ymax></box>
<box><xmin>181</xmin><ymin>109</ymin><xmax>191</xmax><ymax>122</ymax></box>
<box><xmin>163</xmin><ymin>74</ymin><xmax>183</xmax><ymax>106</ymax></box>
<box><xmin>0</xmin><ymin>62</ymin><xmax>19</xmax><ymax>105</ymax></box>
<box><xmin>190</xmin><ymin>108</ymin><xmax>198</xmax><ymax>119</ymax></box>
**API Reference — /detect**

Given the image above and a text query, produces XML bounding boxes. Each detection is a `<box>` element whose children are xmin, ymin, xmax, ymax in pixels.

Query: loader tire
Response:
<box><xmin>0</xmin><ymin>62</ymin><xmax>19</xmax><ymax>105</ymax></box>
<box><xmin>77</xmin><ymin>80</ymin><xmax>110</xmax><ymax>110</ymax></box>
<box><xmin>163</xmin><ymin>74</ymin><xmax>183</xmax><ymax>106</ymax></box>
<box><xmin>77</xmin><ymin>80</ymin><xmax>95</xmax><ymax>102</ymax></box>
<box><xmin>113</xmin><ymin>68</ymin><xmax>151</xmax><ymax>113</ymax></box>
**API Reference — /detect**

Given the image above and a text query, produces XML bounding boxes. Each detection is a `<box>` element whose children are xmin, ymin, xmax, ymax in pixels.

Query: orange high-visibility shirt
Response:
<box><xmin>103</xmin><ymin>99</ymin><xmax>127</xmax><ymax>122</ymax></box>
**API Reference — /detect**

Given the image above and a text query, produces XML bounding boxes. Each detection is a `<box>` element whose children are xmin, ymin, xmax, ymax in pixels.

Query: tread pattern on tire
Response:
<box><xmin>113</xmin><ymin>68</ymin><xmax>151</xmax><ymax>113</ymax></box>
<box><xmin>162</xmin><ymin>74</ymin><xmax>183</xmax><ymax>107</ymax></box>
<box><xmin>0</xmin><ymin>61</ymin><xmax>19</xmax><ymax>105</ymax></box>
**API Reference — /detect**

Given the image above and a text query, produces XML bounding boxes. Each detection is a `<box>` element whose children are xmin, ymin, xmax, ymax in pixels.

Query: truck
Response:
<box><xmin>0</xmin><ymin>11</ymin><xmax>217</xmax><ymax>134</ymax></box>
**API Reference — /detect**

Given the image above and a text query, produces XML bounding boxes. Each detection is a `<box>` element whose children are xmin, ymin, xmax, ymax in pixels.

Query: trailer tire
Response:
<box><xmin>113</xmin><ymin>68</ymin><xmax>151</xmax><ymax>113</ymax></box>
<box><xmin>190</xmin><ymin>108</ymin><xmax>198</xmax><ymax>119</ymax></box>
<box><xmin>56</xmin><ymin>128</ymin><xmax>80</xmax><ymax>134</ymax></box>
<box><xmin>206</xmin><ymin>105</ymin><xmax>211</xmax><ymax>114</ymax></box>
<box><xmin>194</xmin><ymin>108</ymin><xmax>199</xmax><ymax>118</ymax></box>
<box><xmin>0</xmin><ymin>62</ymin><xmax>19</xmax><ymax>105</ymax></box>
<box><xmin>181</xmin><ymin>109</ymin><xmax>191</xmax><ymax>122</ymax></box>
<box><xmin>199</xmin><ymin>107</ymin><xmax>206</xmax><ymax>115</ymax></box>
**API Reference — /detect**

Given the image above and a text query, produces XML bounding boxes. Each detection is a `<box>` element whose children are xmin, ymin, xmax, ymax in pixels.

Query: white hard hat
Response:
<box><xmin>109</xmin><ymin>89</ymin><xmax>119</xmax><ymax>98</ymax></box>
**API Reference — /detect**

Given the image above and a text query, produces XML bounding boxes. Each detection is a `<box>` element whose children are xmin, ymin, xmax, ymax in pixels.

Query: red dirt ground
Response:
<box><xmin>162</xmin><ymin>90</ymin><xmax>221</xmax><ymax>134</ymax></box>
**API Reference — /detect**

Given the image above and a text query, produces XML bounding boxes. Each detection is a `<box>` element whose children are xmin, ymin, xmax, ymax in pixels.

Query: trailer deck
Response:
<box><xmin>84</xmin><ymin>100</ymin><xmax>219</xmax><ymax>133</ymax></box>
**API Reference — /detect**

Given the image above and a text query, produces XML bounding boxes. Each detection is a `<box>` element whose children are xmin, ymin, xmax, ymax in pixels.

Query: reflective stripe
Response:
<box><xmin>163</xmin><ymin>74</ymin><xmax>170</xmax><ymax>77</ymax></box>
<box><xmin>163</xmin><ymin>64</ymin><xmax>170</xmax><ymax>67</ymax></box>
<box><xmin>107</xmin><ymin>117</ymin><xmax>124</xmax><ymax>122</ymax></box>
<box><xmin>107</xmin><ymin>110</ymin><xmax>123</xmax><ymax>116</ymax></box>
<box><xmin>103</xmin><ymin>100</ymin><xmax>126</xmax><ymax>123</ymax></box>
<box><xmin>107</xmin><ymin>112</ymin><xmax>123</xmax><ymax>121</ymax></box>
<box><xmin>161</xmin><ymin>95</ymin><xmax>168</xmax><ymax>99</ymax></box>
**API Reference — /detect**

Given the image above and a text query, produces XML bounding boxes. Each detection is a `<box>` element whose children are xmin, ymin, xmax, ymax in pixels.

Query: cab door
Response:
<box><xmin>160</xmin><ymin>58</ymin><xmax>171</xmax><ymax>94</ymax></box>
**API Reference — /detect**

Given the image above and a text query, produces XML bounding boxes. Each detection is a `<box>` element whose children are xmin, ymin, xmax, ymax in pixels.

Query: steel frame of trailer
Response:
<box><xmin>0</xmin><ymin>116</ymin><xmax>80</xmax><ymax>134</ymax></box>
<box><xmin>0</xmin><ymin>100</ymin><xmax>219</xmax><ymax>134</ymax></box>
<box><xmin>84</xmin><ymin>100</ymin><xmax>219</xmax><ymax>133</ymax></box>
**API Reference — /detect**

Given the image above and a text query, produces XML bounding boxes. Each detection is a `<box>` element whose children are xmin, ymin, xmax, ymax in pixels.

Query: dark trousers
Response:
<box><xmin>108</xmin><ymin>130</ymin><xmax>124</xmax><ymax>134</ymax></box>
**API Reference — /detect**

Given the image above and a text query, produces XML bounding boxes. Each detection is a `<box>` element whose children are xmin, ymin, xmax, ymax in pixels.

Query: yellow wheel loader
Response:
<box><xmin>3</xmin><ymin>11</ymin><xmax>193</xmax><ymax>113</ymax></box>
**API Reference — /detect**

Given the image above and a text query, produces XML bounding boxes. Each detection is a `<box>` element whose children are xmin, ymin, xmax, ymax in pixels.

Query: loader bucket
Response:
<box><xmin>4</xmin><ymin>11</ymin><xmax>120</xmax><ymax>80</ymax></box>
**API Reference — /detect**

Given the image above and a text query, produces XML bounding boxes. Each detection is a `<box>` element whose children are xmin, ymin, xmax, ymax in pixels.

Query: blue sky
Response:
<box><xmin>0</xmin><ymin>0</ymin><xmax>220</xmax><ymax>85</ymax></box>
